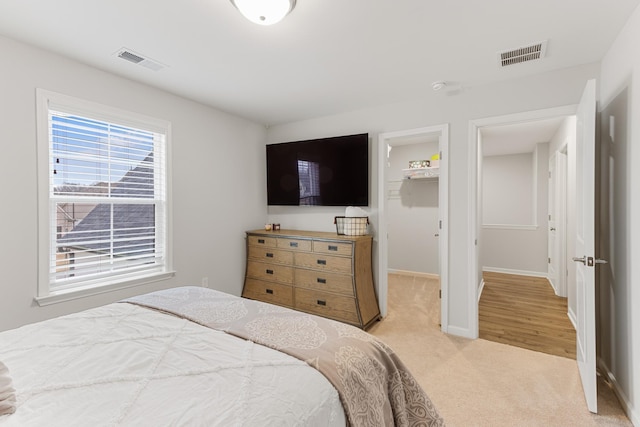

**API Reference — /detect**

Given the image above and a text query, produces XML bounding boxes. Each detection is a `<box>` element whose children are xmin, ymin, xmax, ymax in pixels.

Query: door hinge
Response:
<box><xmin>548</xmin><ymin>257</ymin><xmax>551</xmax><ymax>264</ymax></box>
<box><xmin>439</xmin><ymin>220</ymin><xmax>442</xmax><ymax>229</ymax></box>
<box><xmin>439</xmin><ymin>289</ymin><xmax>442</xmax><ymax>299</ymax></box>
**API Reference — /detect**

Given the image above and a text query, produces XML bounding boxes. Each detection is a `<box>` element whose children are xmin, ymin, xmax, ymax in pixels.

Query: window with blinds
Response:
<box><xmin>36</xmin><ymin>89</ymin><xmax>171</xmax><ymax>300</ymax></box>
<box><xmin>297</xmin><ymin>160</ymin><xmax>321</xmax><ymax>205</ymax></box>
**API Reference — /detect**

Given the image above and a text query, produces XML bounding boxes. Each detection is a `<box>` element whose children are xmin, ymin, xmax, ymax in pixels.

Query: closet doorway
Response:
<box><xmin>377</xmin><ymin>124</ymin><xmax>449</xmax><ymax>332</ymax></box>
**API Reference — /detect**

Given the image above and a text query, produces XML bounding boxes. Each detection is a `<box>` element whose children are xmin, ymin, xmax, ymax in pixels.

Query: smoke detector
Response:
<box><xmin>498</xmin><ymin>40</ymin><xmax>548</xmax><ymax>67</ymax></box>
<box><xmin>432</xmin><ymin>81</ymin><xmax>447</xmax><ymax>91</ymax></box>
<box><xmin>115</xmin><ymin>48</ymin><xmax>166</xmax><ymax>71</ymax></box>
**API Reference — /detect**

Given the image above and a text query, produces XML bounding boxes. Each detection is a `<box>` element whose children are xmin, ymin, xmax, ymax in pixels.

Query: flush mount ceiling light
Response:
<box><xmin>230</xmin><ymin>0</ymin><xmax>296</xmax><ymax>26</ymax></box>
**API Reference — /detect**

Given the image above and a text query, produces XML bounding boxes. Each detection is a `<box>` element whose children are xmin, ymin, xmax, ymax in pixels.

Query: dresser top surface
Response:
<box><xmin>247</xmin><ymin>229</ymin><xmax>372</xmax><ymax>242</ymax></box>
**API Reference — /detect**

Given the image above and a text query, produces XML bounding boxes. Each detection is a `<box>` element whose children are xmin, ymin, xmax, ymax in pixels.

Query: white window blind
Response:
<box><xmin>37</xmin><ymin>90</ymin><xmax>170</xmax><ymax>298</ymax></box>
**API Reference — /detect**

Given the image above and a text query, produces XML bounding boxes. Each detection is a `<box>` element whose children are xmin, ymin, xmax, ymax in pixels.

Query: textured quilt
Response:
<box><xmin>0</xmin><ymin>300</ymin><xmax>345</xmax><ymax>426</ymax></box>
<box><xmin>125</xmin><ymin>286</ymin><xmax>445</xmax><ymax>427</ymax></box>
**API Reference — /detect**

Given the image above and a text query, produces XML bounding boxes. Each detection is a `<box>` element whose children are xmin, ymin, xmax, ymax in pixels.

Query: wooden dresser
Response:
<box><xmin>242</xmin><ymin>229</ymin><xmax>380</xmax><ymax>329</ymax></box>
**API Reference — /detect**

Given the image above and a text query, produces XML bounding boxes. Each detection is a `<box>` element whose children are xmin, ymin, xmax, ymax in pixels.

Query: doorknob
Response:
<box><xmin>572</xmin><ymin>256</ymin><xmax>609</xmax><ymax>266</ymax></box>
<box><xmin>550</xmin><ymin>227</ymin><xmax>556</xmax><ymax>231</ymax></box>
<box><xmin>434</xmin><ymin>233</ymin><xmax>439</xmax><ymax>237</ymax></box>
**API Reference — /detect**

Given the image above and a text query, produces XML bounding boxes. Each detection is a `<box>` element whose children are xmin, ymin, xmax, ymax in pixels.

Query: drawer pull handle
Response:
<box><xmin>266</xmin><ymin>253</ymin><xmax>274</xmax><ymax>258</ymax></box>
<box><xmin>317</xmin><ymin>259</ymin><xmax>327</xmax><ymax>265</ymax></box>
<box><xmin>266</xmin><ymin>289</ymin><xmax>274</xmax><ymax>294</ymax></box>
<box><xmin>317</xmin><ymin>300</ymin><xmax>326</xmax><ymax>306</ymax></box>
<box><xmin>258</xmin><ymin>239</ymin><xmax>265</xmax><ymax>244</ymax></box>
<box><xmin>317</xmin><ymin>278</ymin><xmax>327</xmax><ymax>284</ymax></box>
<box><xmin>328</xmin><ymin>245</ymin><xmax>338</xmax><ymax>251</ymax></box>
<box><xmin>266</xmin><ymin>269</ymin><xmax>274</xmax><ymax>275</ymax></box>
<box><xmin>290</xmin><ymin>242</ymin><xmax>298</xmax><ymax>247</ymax></box>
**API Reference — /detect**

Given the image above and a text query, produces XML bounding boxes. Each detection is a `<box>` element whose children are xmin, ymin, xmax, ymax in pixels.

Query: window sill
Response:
<box><xmin>34</xmin><ymin>271</ymin><xmax>176</xmax><ymax>307</ymax></box>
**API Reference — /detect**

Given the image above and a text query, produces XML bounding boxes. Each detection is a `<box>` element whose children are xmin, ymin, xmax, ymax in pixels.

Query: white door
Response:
<box><xmin>548</xmin><ymin>155</ymin><xmax>558</xmax><ymax>289</ymax></box>
<box><xmin>573</xmin><ymin>79</ymin><xmax>598</xmax><ymax>413</ymax></box>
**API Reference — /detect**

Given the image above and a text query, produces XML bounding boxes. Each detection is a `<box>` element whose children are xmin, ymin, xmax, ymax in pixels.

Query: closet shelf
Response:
<box><xmin>402</xmin><ymin>167</ymin><xmax>439</xmax><ymax>180</ymax></box>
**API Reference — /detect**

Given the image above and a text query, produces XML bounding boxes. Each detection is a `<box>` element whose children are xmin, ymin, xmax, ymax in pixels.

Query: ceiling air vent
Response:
<box><xmin>498</xmin><ymin>40</ymin><xmax>548</xmax><ymax>67</ymax></box>
<box><xmin>115</xmin><ymin>48</ymin><xmax>166</xmax><ymax>71</ymax></box>
<box><xmin>118</xmin><ymin>50</ymin><xmax>144</xmax><ymax>64</ymax></box>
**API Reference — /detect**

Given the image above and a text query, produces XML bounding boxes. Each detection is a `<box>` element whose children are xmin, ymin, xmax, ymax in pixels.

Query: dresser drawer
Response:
<box><xmin>243</xmin><ymin>278</ymin><xmax>293</xmax><ymax>307</ymax></box>
<box><xmin>313</xmin><ymin>241</ymin><xmax>353</xmax><ymax>257</ymax></box>
<box><xmin>294</xmin><ymin>288</ymin><xmax>359</xmax><ymax>324</ymax></box>
<box><xmin>277</xmin><ymin>237</ymin><xmax>312</xmax><ymax>252</ymax></box>
<box><xmin>295</xmin><ymin>269</ymin><xmax>354</xmax><ymax>296</ymax></box>
<box><xmin>294</xmin><ymin>252</ymin><xmax>352</xmax><ymax>275</ymax></box>
<box><xmin>246</xmin><ymin>260</ymin><xmax>294</xmax><ymax>284</ymax></box>
<box><xmin>248</xmin><ymin>246</ymin><xmax>293</xmax><ymax>265</ymax></box>
<box><xmin>248</xmin><ymin>235</ymin><xmax>277</xmax><ymax>248</ymax></box>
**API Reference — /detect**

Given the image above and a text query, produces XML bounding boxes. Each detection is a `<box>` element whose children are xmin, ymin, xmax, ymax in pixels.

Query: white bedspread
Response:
<box><xmin>0</xmin><ymin>303</ymin><xmax>345</xmax><ymax>426</ymax></box>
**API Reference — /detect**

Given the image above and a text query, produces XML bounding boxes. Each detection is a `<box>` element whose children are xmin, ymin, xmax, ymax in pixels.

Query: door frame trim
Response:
<box><xmin>552</xmin><ymin>149</ymin><xmax>569</xmax><ymax>298</ymax></box>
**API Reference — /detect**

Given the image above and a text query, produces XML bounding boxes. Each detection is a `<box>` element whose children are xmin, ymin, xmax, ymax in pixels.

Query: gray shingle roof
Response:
<box><xmin>59</xmin><ymin>154</ymin><xmax>156</xmax><ymax>257</ymax></box>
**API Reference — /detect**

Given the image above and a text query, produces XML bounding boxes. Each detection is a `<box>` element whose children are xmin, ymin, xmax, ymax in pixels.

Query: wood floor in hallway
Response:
<box><xmin>479</xmin><ymin>272</ymin><xmax>576</xmax><ymax>359</ymax></box>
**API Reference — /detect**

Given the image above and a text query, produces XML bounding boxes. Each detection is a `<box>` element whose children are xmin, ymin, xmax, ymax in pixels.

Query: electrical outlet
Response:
<box><xmin>201</xmin><ymin>277</ymin><xmax>209</xmax><ymax>288</ymax></box>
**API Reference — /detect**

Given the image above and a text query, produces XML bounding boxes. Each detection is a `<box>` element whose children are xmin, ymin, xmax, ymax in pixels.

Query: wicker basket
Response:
<box><xmin>334</xmin><ymin>216</ymin><xmax>369</xmax><ymax>236</ymax></box>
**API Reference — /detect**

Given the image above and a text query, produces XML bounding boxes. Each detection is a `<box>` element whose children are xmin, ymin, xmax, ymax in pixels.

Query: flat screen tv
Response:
<box><xmin>266</xmin><ymin>133</ymin><xmax>369</xmax><ymax>206</ymax></box>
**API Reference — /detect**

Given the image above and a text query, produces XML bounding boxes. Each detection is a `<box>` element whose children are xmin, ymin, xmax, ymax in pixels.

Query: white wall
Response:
<box><xmin>599</xmin><ymin>4</ymin><xmax>640</xmax><ymax>424</ymax></box>
<box><xmin>0</xmin><ymin>36</ymin><xmax>267</xmax><ymax>332</ymax></box>
<box><xmin>482</xmin><ymin>153</ymin><xmax>534</xmax><ymax>225</ymax></box>
<box><xmin>480</xmin><ymin>144</ymin><xmax>549</xmax><ymax>275</ymax></box>
<box><xmin>387</xmin><ymin>142</ymin><xmax>439</xmax><ymax>274</ymax></box>
<box><xmin>266</xmin><ymin>62</ymin><xmax>600</xmax><ymax>336</ymax></box>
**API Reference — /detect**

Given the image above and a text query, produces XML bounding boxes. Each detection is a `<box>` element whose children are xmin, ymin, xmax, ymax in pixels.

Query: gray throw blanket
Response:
<box><xmin>124</xmin><ymin>286</ymin><xmax>445</xmax><ymax>427</ymax></box>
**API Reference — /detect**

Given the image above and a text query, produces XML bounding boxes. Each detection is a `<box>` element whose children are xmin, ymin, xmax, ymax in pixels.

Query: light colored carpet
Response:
<box><xmin>367</xmin><ymin>274</ymin><xmax>632</xmax><ymax>427</ymax></box>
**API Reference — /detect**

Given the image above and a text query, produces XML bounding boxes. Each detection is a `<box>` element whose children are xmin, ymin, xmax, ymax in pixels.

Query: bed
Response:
<box><xmin>0</xmin><ymin>286</ymin><xmax>444</xmax><ymax>426</ymax></box>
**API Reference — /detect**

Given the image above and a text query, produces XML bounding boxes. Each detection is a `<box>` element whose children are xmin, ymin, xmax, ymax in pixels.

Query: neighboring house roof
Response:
<box><xmin>59</xmin><ymin>154</ymin><xmax>155</xmax><ymax>256</ymax></box>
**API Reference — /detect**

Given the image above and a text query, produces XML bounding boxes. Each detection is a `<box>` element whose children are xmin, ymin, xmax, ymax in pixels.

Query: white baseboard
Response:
<box><xmin>482</xmin><ymin>266</ymin><xmax>548</xmax><ymax>278</ymax></box>
<box><xmin>388</xmin><ymin>269</ymin><xmax>440</xmax><ymax>280</ymax></box>
<box><xmin>446</xmin><ymin>325</ymin><xmax>476</xmax><ymax>339</ymax></box>
<box><xmin>598</xmin><ymin>359</ymin><xmax>639</xmax><ymax>426</ymax></box>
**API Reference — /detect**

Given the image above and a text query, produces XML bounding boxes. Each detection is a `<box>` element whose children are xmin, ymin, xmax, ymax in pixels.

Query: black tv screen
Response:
<box><xmin>266</xmin><ymin>133</ymin><xmax>369</xmax><ymax>206</ymax></box>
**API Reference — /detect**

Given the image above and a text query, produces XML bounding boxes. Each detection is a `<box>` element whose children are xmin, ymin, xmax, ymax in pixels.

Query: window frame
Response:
<box><xmin>35</xmin><ymin>89</ymin><xmax>173</xmax><ymax>305</ymax></box>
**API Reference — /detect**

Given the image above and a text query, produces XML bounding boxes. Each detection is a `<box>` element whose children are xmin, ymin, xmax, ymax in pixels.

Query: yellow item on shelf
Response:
<box><xmin>431</xmin><ymin>153</ymin><xmax>440</xmax><ymax>160</ymax></box>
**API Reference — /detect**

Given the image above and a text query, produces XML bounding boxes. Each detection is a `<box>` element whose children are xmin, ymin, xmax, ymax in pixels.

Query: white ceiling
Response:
<box><xmin>481</xmin><ymin>117</ymin><xmax>569</xmax><ymax>156</ymax></box>
<box><xmin>0</xmin><ymin>0</ymin><xmax>638</xmax><ymax>126</ymax></box>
